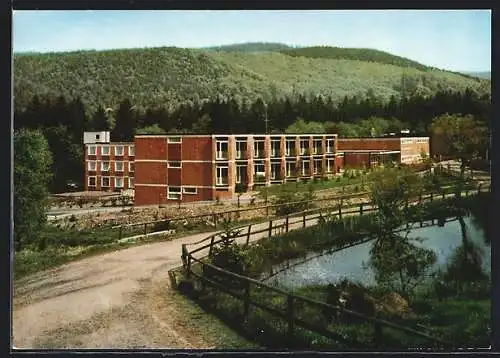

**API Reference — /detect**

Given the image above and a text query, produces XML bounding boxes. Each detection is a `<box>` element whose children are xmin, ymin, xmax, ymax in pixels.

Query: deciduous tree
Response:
<box><xmin>14</xmin><ymin>129</ymin><xmax>53</xmax><ymax>251</ymax></box>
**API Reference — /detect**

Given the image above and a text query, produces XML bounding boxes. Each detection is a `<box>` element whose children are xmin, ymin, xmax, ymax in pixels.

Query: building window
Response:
<box><xmin>271</xmin><ymin>162</ymin><xmax>281</xmax><ymax>179</ymax></box>
<box><xmin>286</xmin><ymin>162</ymin><xmax>296</xmax><ymax>177</ymax></box>
<box><xmin>128</xmin><ymin>145</ymin><xmax>135</xmax><ymax>156</ymax></box>
<box><xmin>326</xmin><ymin>139</ymin><xmax>334</xmax><ymax>154</ymax></box>
<box><xmin>300</xmin><ymin>139</ymin><xmax>309</xmax><ymax>155</ymax></box>
<box><xmin>101</xmin><ymin>161</ymin><xmax>110</xmax><ymax>171</ymax></box>
<box><xmin>101</xmin><ymin>176</ymin><xmax>110</xmax><ymax>187</ymax></box>
<box><xmin>236</xmin><ymin>141</ymin><xmax>246</xmax><ymax>159</ymax></box>
<box><xmin>88</xmin><ymin>145</ymin><xmax>97</xmax><ymax>156</ymax></box>
<box><xmin>168</xmin><ymin>186</ymin><xmax>182</xmax><ymax>200</ymax></box>
<box><xmin>313</xmin><ymin>139</ymin><xmax>322</xmax><ymax>154</ymax></box>
<box><xmin>253</xmin><ymin>141</ymin><xmax>264</xmax><ymax>158</ymax></box>
<box><xmin>115</xmin><ymin>161</ymin><xmax>124</xmax><ymax>172</ymax></box>
<box><xmin>168</xmin><ymin>136</ymin><xmax>181</xmax><ymax>143</ymax></box>
<box><xmin>314</xmin><ymin>159</ymin><xmax>322</xmax><ymax>174</ymax></box>
<box><xmin>236</xmin><ymin>165</ymin><xmax>246</xmax><ymax>184</ymax></box>
<box><xmin>129</xmin><ymin>177</ymin><xmax>134</xmax><ymax>188</ymax></box>
<box><xmin>88</xmin><ymin>176</ymin><xmax>96</xmax><ymax>186</ymax></box>
<box><xmin>254</xmin><ymin>162</ymin><xmax>265</xmax><ymax>177</ymax></box>
<box><xmin>168</xmin><ymin>161</ymin><xmax>181</xmax><ymax>168</ymax></box>
<box><xmin>216</xmin><ymin>141</ymin><xmax>228</xmax><ymax>160</ymax></box>
<box><xmin>88</xmin><ymin>161</ymin><xmax>97</xmax><ymax>171</ymax></box>
<box><xmin>302</xmin><ymin>160</ymin><xmax>310</xmax><ymax>176</ymax></box>
<box><xmin>115</xmin><ymin>146</ymin><xmax>124</xmax><ymax>156</ymax></box>
<box><xmin>183</xmin><ymin>187</ymin><xmax>197</xmax><ymax>194</ymax></box>
<box><xmin>115</xmin><ymin>177</ymin><xmax>124</xmax><ymax>188</ymax></box>
<box><xmin>271</xmin><ymin>140</ymin><xmax>281</xmax><ymax>157</ymax></box>
<box><xmin>326</xmin><ymin>158</ymin><xmax>335</xmax><ymax>173</ymax></box>
<box><xmin>96</xmin><ymin>134</ymin><xmax>100</xmax><ymax>140</ymax></box>
<box><xmin>129</xmin><ymin>162</ymin><xmax>134</xmax><ymax>172</ymax></box>
<box><xmin>216</xmin><ymin>166</ymin><xmax>229</xmax><ymax>186</ymax></box>
<box><xmin>286</xmin><ymin>140</ymin><xmax>295</xmax><ymax>156</ymax></box>
<box><xmin>101</xmin><ymin>146</ymin><xmax>110</xmax><ymax>156</ymax></box>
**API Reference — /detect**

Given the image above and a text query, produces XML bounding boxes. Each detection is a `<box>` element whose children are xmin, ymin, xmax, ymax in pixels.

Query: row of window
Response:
<box><xmin>166</xmin><ymin>186</ymin><xmax>197</xmax><ymax>200</ymax></box>
<box><xmin>401</xmin><ymin>138</ymin><xmax>427</xmax><ymax>145</ymax></box>
<box><xmin>88</xmin><ymin>161</ymin><xmax>134</xmax><ymax>172</ymax></box>
<box><xmin>217</xmin><ymin>139</ymin><xmax>335</xmax><ymax>159</ymax></box>
<box><xmin>88</xmin><ymin>176</ymin><xmax>134</xmax><ymax>188</ymax></box>
<box><xmin>87</xmin><ymin>145</ymin><xmax>135</xmax><ymax>156</ymax></box>
<box><xmin>217</xmin><ymin>158</ymin><xmax>336</xmax><ymax>185</ymax></box>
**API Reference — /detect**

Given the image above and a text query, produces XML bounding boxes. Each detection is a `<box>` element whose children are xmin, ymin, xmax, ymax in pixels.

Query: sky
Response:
<box><xmin>13</xmin><ymin>10</ymin><xmax>491</xmax><ymax>72</ymax></box>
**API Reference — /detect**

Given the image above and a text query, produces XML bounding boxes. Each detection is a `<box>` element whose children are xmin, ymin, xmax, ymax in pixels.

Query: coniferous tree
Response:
<box><xmin>112</xmin><ymin>99</ymin><xmax>136</xmax><ymax>141</ymax></box>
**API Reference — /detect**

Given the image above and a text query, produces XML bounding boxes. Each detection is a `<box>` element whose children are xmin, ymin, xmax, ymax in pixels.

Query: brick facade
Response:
<box><xmin>133</xmin><ymin>134</ymin><xmax>339</xmax><ymax>206</ymax></box>
<box><xmin>83</xmin><ymin>133</ymin><xmax>430</xmax><ymax>206</ymax></box>
<box><xmin>84</xmin><ymin>142</ymin><xmax>135</xmax><ymax>192</ymax></box>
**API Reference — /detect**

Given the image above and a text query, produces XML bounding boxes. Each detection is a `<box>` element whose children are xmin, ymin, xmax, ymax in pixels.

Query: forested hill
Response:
<box><xmin>202</xmin><ymin>42</ymin><xmax>294</xmax><ymax>52</ymax></box>
<box><xmin>279</xmin><ymin>46</ymin><xmax>433</xmax><ymax>71</ymax></box>
<box><xmin>13</xmin><ymin>45</ymin><xmax>490</xmax><ymax>115</ymax></box>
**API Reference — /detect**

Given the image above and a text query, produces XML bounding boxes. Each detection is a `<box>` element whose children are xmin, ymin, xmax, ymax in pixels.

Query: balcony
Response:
<box><xmin>253</xmin><ymin>174</ymin><xmax>266</xmax><ymax>183</ymax></box>
<box><xmin>216</xmin><ymin>177</ymin><xmax>229</xmax><ymax>186</ymax></box>
<box><xmin>285</xmin><ymin>149</ymin><xmax>296</xmax><ymax>157</ymax></box>
<box><xmin>313</xmin><ymin>146</ymin><xmax>323</xmax><ymax>155</ymax></box>
<box><xmin>271</xmin><ymin>149</ymin><xmax>281</xmax><ymax>157</ymax></box>
<box><xmin>253</xmin><ymin>149</ymin><xmax>264</xmax><ymax>158</ymax></box>
<box><xmin>235</xmin><ymin>150</ymin><xmax>247</xmax><ymax>160</ymax></box>
<box><xmin>216</xmin><ymin>151</ymin><xmax>228</xmax><ymax>160</ymax></box>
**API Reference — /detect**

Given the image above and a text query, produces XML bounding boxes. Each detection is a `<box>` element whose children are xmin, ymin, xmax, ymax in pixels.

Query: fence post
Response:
<box><xmin>243</xmin><ymin>280</ymin><xmax>251</xmax><ymax>322</ymax></box>
<box><xmin>430</xmin><ymin>192</ymin><xmax>434</xmax><ymax>202</ymax></box>
<box><xmin>285</xmin><ymin>215</ymin><xmax>289</xmax><ymax>232</ymax></box>
<box><xmin>144</xmin><ymin>223</ymin><xmax>147</xmax><ymax>236</ymax></box>
<box><xmin>208</xmin><ymin>236</ymin><xmax>215</xmax><ymax>257</ymax></box>
<box><xmin>268</xmin><ymin>220</ymin><xmax>273</xmax><ymax>238</ymax></box>
<box><xmin>246</xmin><ymin>225</ymin><xmax>252</xmax><ymax>246</ymax></box>
<box><xmin>186</xmin><ymin>255</ymin><xmax>192</xmax><ymax>278</ymax></box>
<box><xmin>442</xmin><ymin>191</ymin><xmax>445</xmax><ymax>199</ymax></box>
<box><xmin>213</xmin><ymin>214</ymin><xmax>218</xmax><ymax>228</ymax></box>
<box><xmin>287</xmin><ymin>295</ymin><xmax>295</xmax><ymax>348</ymax></box>
<box><xmin>303</xmin><ymin>213</ymin><xmax>306</xmax><ymax>228</ymax></box>
<box><xmin>359</xmin><ymin>203</ymin><xmax>363</xmax><ymax>216</ymax></box>
<box><xmin>338</xmin><ymin>205</ymin><xmax>342</xmax><ymax>220</ymax></box>
<box><xmin>181</xmin><ymin>244</ymin><xmax>187</xmax><ymax>267</ymax></box>
<box><xmin>118</xmin><ymin>225</ymin><xmax>122</xmax><ymax>240</ymax></box>
<box><xmin>477</xmin><ymin>183</ymin><xmax>482</xmax><ymax>195</ymax></box>
<box><xmin>373</xmin><ymin>322</ymin><xmax>383</xmax><ymax>345</ymax></box>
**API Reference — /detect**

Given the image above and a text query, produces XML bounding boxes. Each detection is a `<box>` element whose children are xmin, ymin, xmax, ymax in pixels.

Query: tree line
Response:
<box><xmin>13</xmin><ymin>87</ymin><xmax>490</xmax><ymax>193</ymax></box>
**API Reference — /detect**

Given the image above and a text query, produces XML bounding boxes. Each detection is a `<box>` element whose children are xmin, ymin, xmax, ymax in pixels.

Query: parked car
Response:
<box><xmin>66</xmin><ymin>181</ymin><xmax>80</xmax><ymax>191</ymax></box>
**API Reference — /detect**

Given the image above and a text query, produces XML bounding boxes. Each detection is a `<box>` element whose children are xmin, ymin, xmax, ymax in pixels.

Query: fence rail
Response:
<box><xmin>178</xmin><ymin>183</ymin><xmax>490</xmax><ymax>349</ymax></box>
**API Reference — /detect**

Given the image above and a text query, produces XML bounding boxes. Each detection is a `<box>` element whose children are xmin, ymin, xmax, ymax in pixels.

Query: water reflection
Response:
<box><xmin>266</xmin><ymin>216</ymin><xmax>490</xmax><ymax>289</ymax></box>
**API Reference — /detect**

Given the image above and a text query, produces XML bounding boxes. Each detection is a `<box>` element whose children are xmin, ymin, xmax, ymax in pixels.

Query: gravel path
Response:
<box><xmin>13</xmin><ymin>211</ymin><xmax>326</xmax><ymax>349</ymax></box>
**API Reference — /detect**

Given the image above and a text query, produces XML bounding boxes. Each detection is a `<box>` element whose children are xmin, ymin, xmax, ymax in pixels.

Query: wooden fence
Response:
<box><xmin>116</xmin><ymin>178</ymin><xmax>486</xmax><ymax>242</ymax></box>
<box><xmin>113</xmin><ymin>190</ymin><xmax>372</xmax><ymax>240</ymax></box>
<box><xmin>177</xmin><ymin>183</ymin><xmax>490</xmax><ymax>349</ymax></box>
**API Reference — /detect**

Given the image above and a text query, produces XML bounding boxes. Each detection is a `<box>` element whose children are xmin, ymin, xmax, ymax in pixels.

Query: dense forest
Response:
<box><xmin>14</xmin><ymin>87</ymin><xmax>490</xmax><ymax>192</ymax></box>
<box><xmin>13</xmin><ymin>43</ymin><xmax>490</xmax><ymax>193</ymax></box>
<box><xmin>14</xmin><ymin>45</ymin><xmax>490</xmax><ymax>117</ymax></box>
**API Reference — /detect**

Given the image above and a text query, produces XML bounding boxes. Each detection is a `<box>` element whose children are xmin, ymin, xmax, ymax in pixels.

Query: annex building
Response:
<box><xmin>83</xmin><ymin>132</ymin><xmax>429</xmax><ymax>206</ymax></box>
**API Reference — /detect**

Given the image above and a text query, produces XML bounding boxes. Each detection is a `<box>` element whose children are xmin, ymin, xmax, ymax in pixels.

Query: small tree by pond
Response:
<box><xmin>204</xmin><ymin>219</ymin><xmax>246</xmax><ymax>286</ymax></box>
<box><xmin>367</xmin><ymin>235</ymin><xmax>437</xmax><ymax>300</ymax></box>
<box><xmin>367</xmin><ymin>166</ymin><xmax>436</xmax><ymax>300</ymax></box>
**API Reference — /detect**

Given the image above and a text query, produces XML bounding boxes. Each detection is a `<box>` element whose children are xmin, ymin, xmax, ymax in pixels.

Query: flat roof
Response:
<box><xmin>134</xmin><ymin>133</ymin><xmax>338</xmax><ymax>137</ymax></box>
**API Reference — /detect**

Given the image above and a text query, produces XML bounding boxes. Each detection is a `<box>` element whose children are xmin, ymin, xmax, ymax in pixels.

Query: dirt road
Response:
<box><xmin>13</xmin><ymin>210</ymin><xmax>328</xmax><ymax>349</ymax></box>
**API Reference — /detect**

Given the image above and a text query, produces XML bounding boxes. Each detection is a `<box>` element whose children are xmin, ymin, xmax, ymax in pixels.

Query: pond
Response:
<box><xmin>264</xmin><ymin>216</ymin><xmax>490</xmax><ymax>289</ymax></box>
